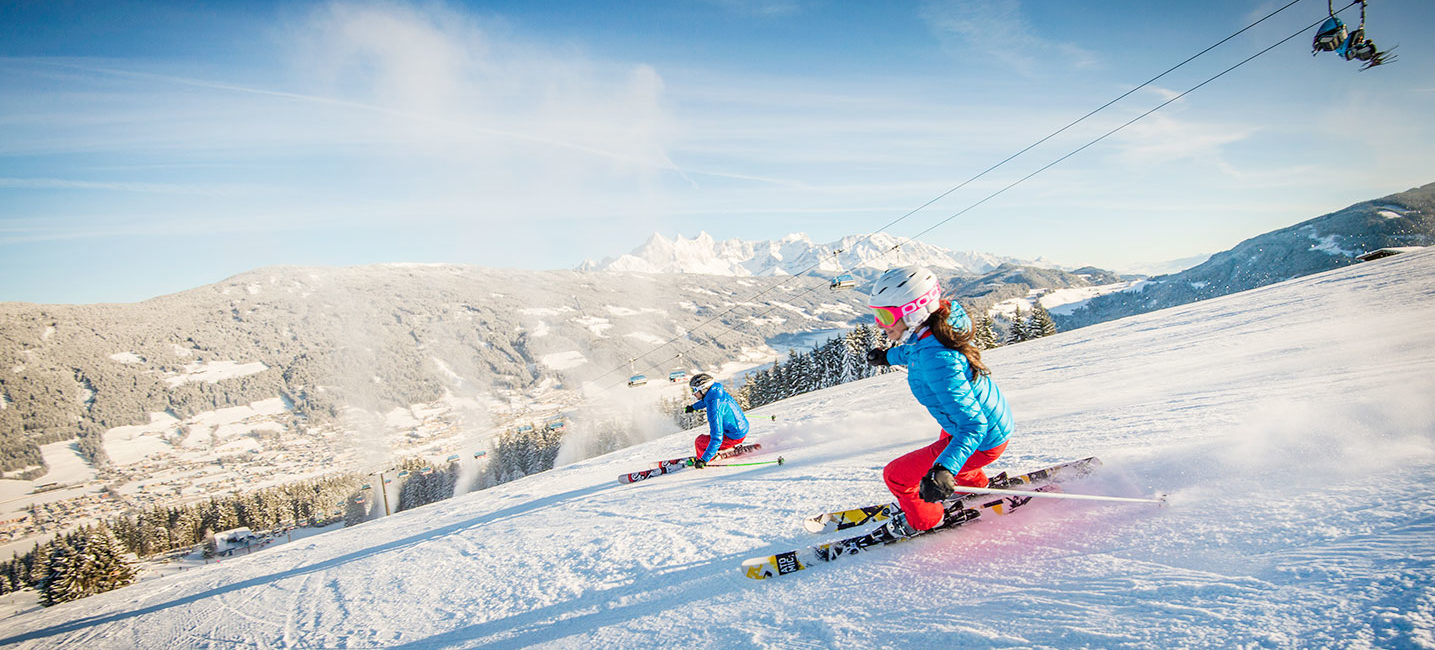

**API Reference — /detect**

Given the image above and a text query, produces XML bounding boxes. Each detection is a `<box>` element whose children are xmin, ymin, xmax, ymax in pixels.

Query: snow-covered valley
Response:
<box><xmin>2</xmin><ymin>249</ymin><xmax>1433</xmax><ymax>648</ymax></box>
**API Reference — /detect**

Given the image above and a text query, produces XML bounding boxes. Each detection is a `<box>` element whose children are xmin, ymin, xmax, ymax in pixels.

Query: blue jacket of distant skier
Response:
<box><xmin>884</xmin><ymin>304</ymin><xmax>1013</xmax><ymax>472</ymax></box>
<box><xmin>690</xmin><ymin>382</ymin><xmax>749</xmax><ymax>462</ymax></box>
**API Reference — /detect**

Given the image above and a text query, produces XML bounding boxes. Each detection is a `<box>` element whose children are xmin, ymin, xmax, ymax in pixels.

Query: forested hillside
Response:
<box><xmin>0</xmin><ymin>266</ymin><xmax>871</xmax><ymax>472</ymax></box>
<box><xmin>0</xmin><ymin>260</ymin><xmax>1114</xmax><ymax>474</ymax></box>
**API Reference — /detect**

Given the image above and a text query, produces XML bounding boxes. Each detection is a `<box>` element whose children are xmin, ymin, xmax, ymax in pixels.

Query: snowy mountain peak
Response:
<box><xmin>579</xmin><ymin>232</ymin><xmax>1038</xmax><ymax>277</ymax></box>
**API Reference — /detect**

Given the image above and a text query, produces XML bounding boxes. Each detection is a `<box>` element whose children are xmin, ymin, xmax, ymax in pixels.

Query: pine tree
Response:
<box><xmin>974</xmin><ymin>316</ymin><xmax>1000</xmax><ymax>349</ymax></box>
<box><xmin>41</xmin><ymin>543</ymin><xmax>83</xmax><ymax>606</ymax></box>
<box><xmin>1006</xmin><ymin>307</ymin><xmax>1028</xmax><ymax>345</ymax></box>
<box><xmin>27</xmin><ymin>542</ymin><xmax>50</xmax><ymax>589</ymax></box>
<box><xmin>343</xmin><ymin>495</ymin><xmax>370</xmax><ymax>527</ymax></box>
<box><xmin>86</xmin><ymin>525</ymin><xmax>136</xmax><ymax>593</ymax></box>
<box><xmin>843</xmin><ymin>328</ymin><xmax>867</xmax><ymax>383</ymax></box>
<box><xmin>1028</xmin><ymin>301</ymin><xmax>1058</xmax><ymax>338</ymax></box>
<box><xmin>783</xmin><ymin>349</ymin><xmax>805</xmax><ymax>397</ymax></box>
<box><xmin>734</xmin><ymin>378</ymin><xmax>757</xmax><ymax>407</ymax></box>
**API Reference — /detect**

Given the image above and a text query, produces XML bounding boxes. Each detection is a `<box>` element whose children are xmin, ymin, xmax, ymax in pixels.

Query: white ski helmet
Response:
<box><xmin>868</xmin><ymin>266</ymin><xmax>942</xmax><ymax>333</ymax></box>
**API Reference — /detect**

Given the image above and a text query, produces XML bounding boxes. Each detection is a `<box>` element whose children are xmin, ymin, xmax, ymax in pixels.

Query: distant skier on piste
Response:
<box><xmin>684</xmin><ymin>373</ymin><xmax>750</xmax><ymax>468</ymax></box>
<box><xmin>865</xmin><ymin>266</ymin><xmax>1013</xmax><ymax>533</ymax></box>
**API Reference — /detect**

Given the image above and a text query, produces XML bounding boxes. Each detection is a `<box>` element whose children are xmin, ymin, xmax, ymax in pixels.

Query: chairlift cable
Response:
<box><xmin>587</xmin><ymin>0</ymin><xmax>1338</xmax><ymax>391</ymax></box>
<box><xmin>893</xmin><ymin>9</ymin><xmax>1341</xmax><ymax>252</ymax></box>
<box><xmin>852</xmin><ymin>0</ymin><xmax>1311</xmax><ymax>253</ymax></box>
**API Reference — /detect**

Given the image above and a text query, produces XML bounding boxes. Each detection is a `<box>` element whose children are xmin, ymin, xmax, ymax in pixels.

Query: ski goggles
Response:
<box><xmin>869</xmin><ymin>284</ymin><xmax>942</xmax><ymax>327</ymax></box>
<box><xmin>870</xmin><ymin>305</ymin><xmax>904</xmax><ymax>327</ymax></box>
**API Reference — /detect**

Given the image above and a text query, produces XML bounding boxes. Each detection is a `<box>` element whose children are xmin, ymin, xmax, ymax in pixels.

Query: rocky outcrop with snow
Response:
<box><xmin>579</xmin><ymin>231</ymin><xmax>1036</xmax><ymax>277</ymax></box>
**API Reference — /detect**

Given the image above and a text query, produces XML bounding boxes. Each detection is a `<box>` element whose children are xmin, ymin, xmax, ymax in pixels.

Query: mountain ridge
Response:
<box><xmin>1057</xmin><ymin>181</ymin><xmax>1435</xmax><ymax>330</ymax></box>
<box><xmin>578</xmin><ymin>231</ymin><xmax>1048</xmax><ymax>277</ymax></box>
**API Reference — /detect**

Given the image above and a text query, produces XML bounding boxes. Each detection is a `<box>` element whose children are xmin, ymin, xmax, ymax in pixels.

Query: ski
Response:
<box><xmin>802</xmin><ymin>456</ymin><xmax>1100</xmax><ymax>534</ymax></box>
<box><xmin>743</xmin><ymin>457</ymin><xmax>1102</xmax><ymax>580</ymax></box>
<box><xmin>651</xmin><ymin>442</ymin><xmax>762</xmax><ymax>469</ymax></box>
<box><xmin>619</xmin><ymin>464</ymin><xmax>681</xmax><ymax>485</ymax></box>
<box><xmin>743</xmin><ymin>483</ymin><xmax>1060</xmax><ymax>580</ymax></box>
<box><xmin>619</xmin><ymin>442</ymin><xmax>762</xmax><ymax>484</ymax></box>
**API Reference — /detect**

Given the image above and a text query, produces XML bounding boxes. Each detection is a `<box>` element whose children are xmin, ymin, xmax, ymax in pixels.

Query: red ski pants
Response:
<box><xmin>694</xmin><ymin>434</ymin><xmax>743</xmax><ymax>458</ymax></box>
<box><xmin>883</xmin><ymin>432</ymin><xmax>1007</xmax><ymax>531</ymax></box>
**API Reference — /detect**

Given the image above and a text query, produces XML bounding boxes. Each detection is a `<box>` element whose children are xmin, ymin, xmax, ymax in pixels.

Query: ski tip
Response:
<box><xmin>802</xmin><ymin>514</ymin><xmax>830</xmax><ymax>534</ymax></box>
<box><xmin>741</xmin><ymin>556</ymin><xmax>777</xmax><ymax>580</ymax></box>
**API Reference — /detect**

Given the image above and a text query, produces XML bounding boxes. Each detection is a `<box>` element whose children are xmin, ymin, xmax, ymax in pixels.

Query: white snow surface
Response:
<box><xmin>539</xmin><ymin>351</ymin><xmax>589</xmax><ymax>371</ymax></box>
<box><xmin>988</xmin><ymin>282</ymin><xmax>1141</xmax><ymax>319</ymax></box>
<box><xmin>5</xmin><ymin>250</ymin><xmax>1435</xmax><ymax>648</ymax></box>
<box><xmin>107</xmin><ymin>351</ymin><xmax>143</xmax><ymax>364</ymax></box>
<box><xmin>162</xmin><ymin>359</ymin><xmax>269</xmax><ymax>387</ymax></box>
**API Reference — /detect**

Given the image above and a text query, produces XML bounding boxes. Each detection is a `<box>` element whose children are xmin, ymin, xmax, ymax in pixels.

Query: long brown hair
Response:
<box><xmin>924</xmin><ymin>301</ymin><xmax>990</xmax><ymax>377</ymax></box>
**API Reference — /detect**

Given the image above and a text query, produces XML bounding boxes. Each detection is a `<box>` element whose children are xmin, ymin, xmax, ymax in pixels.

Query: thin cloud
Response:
<box><xmin>918</xmin><ymin>0</ymin><xmax>1100</xmax><ymax>74</ymax></box>
<box><xmin>703</xmin><ymin>0</ymin><xmax>806</xmax><ymax>18</ymax></box>
<box><xmin>1109</xmin><ymin>113</ymin><xmax>1254</xmax><ymax>164</ymax></box>
<box><xmin>0</xmin><ymin>177</ymin><xmax>217</xmax><ymax>194</ymax></box>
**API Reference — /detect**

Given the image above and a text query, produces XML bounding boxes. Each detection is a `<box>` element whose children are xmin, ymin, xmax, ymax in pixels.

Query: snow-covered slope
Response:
<box><xmin>580</xmin><ymin>231</ymin><xmax>1035</xmax><ymax>277</ymax></box>
<box><xmin>5</xmin><ymin>250</ymin><xmax>1434</xmax><ymax>648</ymax></box>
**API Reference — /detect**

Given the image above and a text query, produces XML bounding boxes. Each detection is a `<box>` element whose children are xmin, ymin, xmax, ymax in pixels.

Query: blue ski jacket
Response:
<box><xmin>690</xmin><ymin>382</ymin><xmax>749</xmax><ymax>462</ymax></box>
<box><xmin>885</xmin><ymin>305</ymin><xmax>1013</xmax><ymax>472</ymax></box>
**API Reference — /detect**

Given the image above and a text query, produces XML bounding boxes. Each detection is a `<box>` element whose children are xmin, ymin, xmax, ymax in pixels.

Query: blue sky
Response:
<box><xmin>2</xmin><ymin>0</ymin><xmax>1432</xmax><ymax>304</ymax></box>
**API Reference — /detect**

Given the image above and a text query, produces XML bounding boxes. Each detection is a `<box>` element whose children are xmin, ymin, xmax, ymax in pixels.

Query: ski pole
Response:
<box><xmin>951</xmin><ymin>485</ymin><xmax>1166</xmax><ymax>505</ymax></box>
<box><xmin>689</xmin><ymin>456</ymin><xmax>786</xmax><ymax>468</ymax></box>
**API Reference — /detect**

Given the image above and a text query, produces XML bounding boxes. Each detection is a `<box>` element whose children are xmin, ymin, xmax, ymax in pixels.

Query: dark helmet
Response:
<box><xmin>688</xmin><ymin>373</ymin><xmax>714</xmax><ymax>394</ymax></box>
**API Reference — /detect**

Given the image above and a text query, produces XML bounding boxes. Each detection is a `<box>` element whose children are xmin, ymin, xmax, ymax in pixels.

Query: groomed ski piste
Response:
<box><xmin>3</xmin><ymin>249</ymin><xmax>1433</xmax><ymax>649</ymax></box>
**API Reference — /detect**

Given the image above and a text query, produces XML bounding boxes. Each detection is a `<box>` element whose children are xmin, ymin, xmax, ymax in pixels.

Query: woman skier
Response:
<box><xmin>684</xmin><ymin>373</ymin><xmax>750</xmax><ymax>468</ymax></box>
<box><xmin>865</xmin><ymin>266</ymin><xmax>1013</xmax><ymax>533</ymax></box>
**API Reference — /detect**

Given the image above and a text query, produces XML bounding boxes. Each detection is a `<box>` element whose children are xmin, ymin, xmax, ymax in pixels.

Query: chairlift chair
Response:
<box><xmin>1313</xmin><ymin>15</ymin><xmax>1347</xmax><ymax>53</ymax></box>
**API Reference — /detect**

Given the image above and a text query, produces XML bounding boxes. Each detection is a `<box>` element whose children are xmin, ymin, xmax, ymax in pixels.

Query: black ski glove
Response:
<box><xmin>691</xmin><ymin>458</ymin><xmax>707</xmax><ymax>469</ymax></box>
<box><xmin>918</xmin><ymin>466</ymin><xmax>957</xmax><ymax>502</ymax></box>
<box><xmin>866</xmin><ymin>348</ymin><xmax>889</xmax><ymax>366</ymax></box>
<box><xmin>684</xmin><ymin>405</ymin><xmax>696</xmax><ymax>414</ymax></box>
